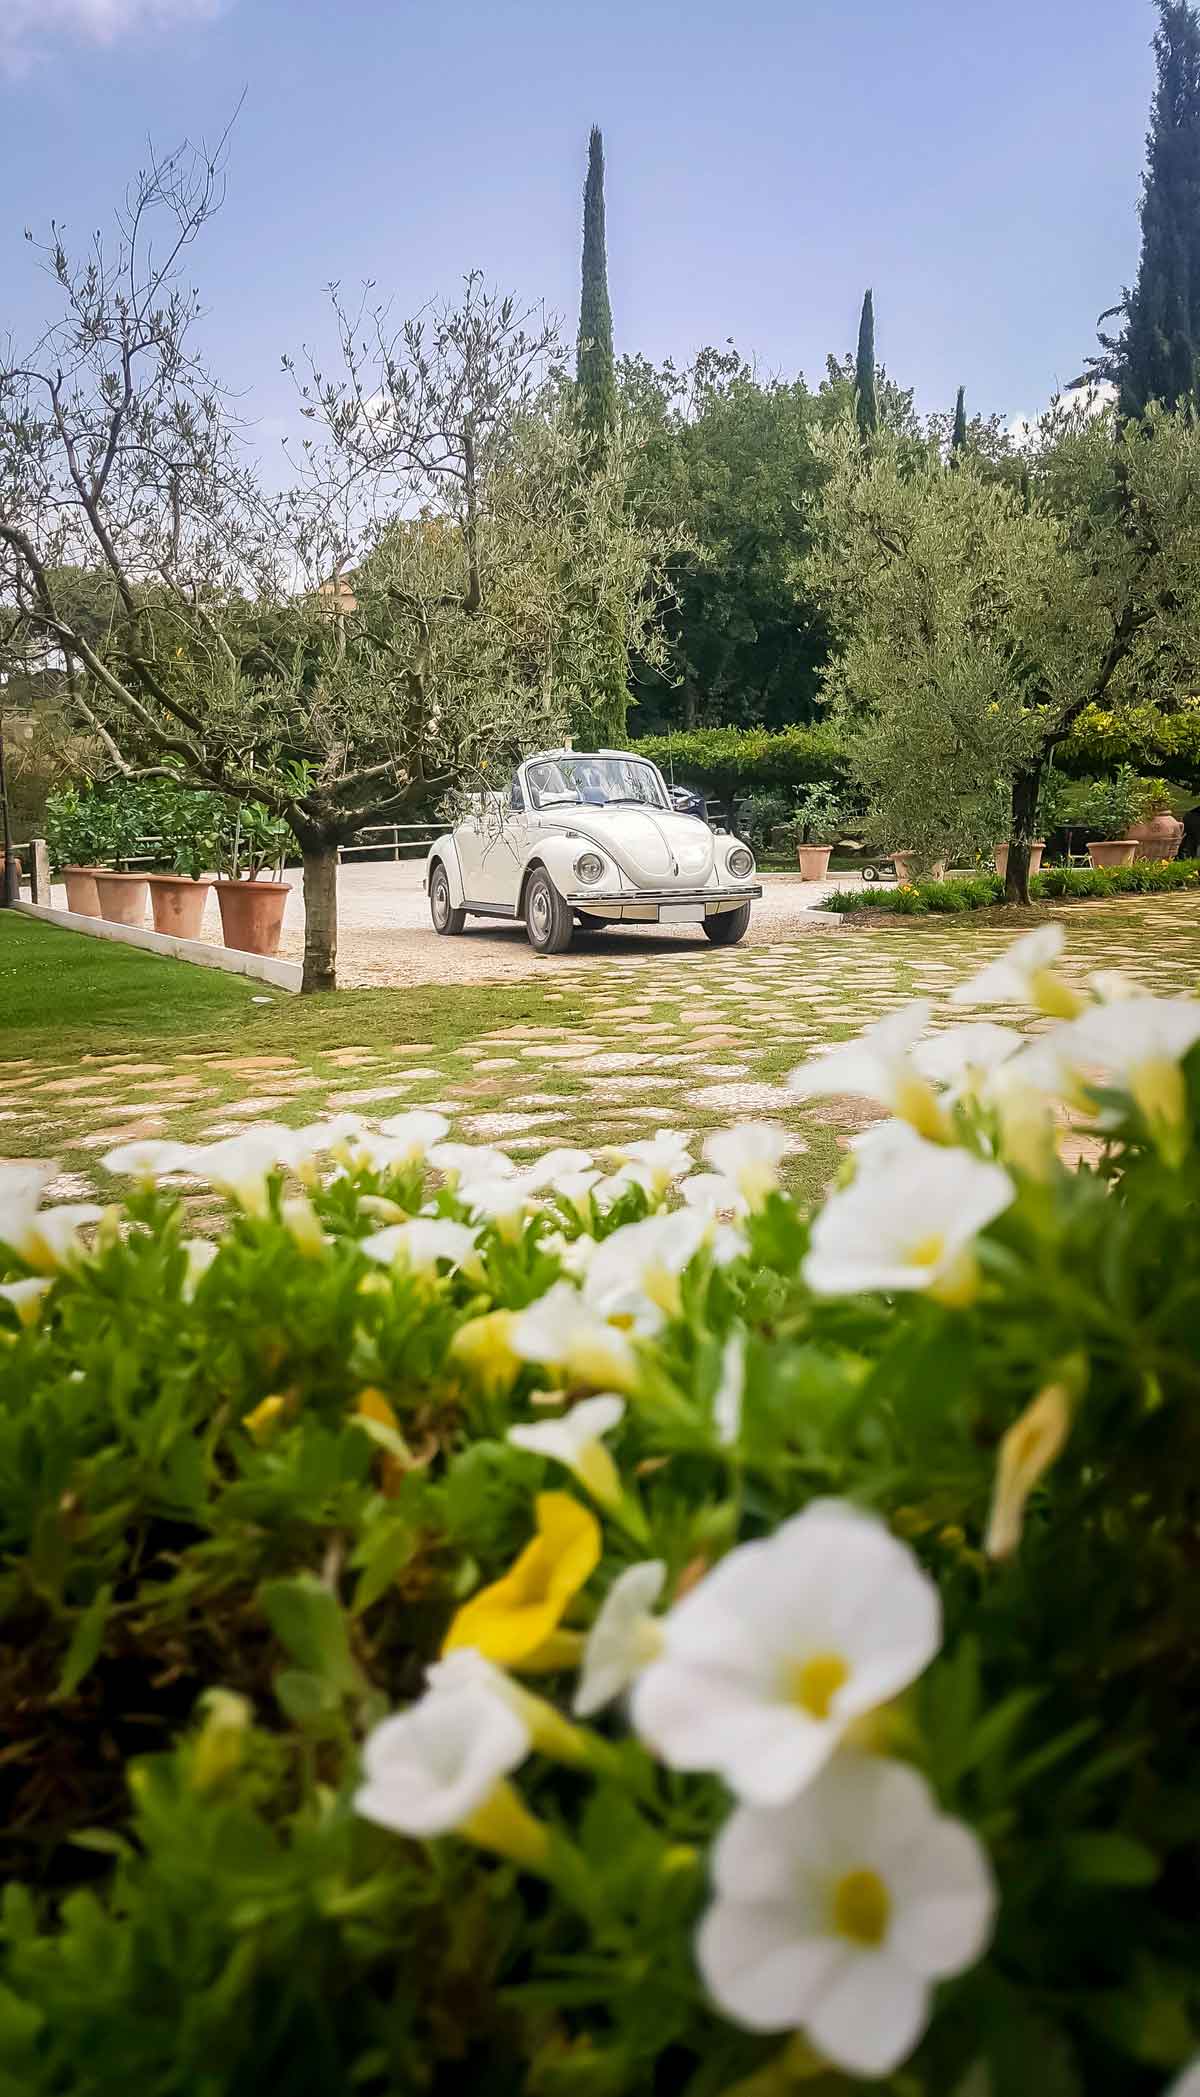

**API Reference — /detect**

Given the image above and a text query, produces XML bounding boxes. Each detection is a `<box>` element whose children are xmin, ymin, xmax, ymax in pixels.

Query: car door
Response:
<box><xmin>472</xmin><ymin>780</ymin><xmax>528</xmax><ymax>908</ymax></box>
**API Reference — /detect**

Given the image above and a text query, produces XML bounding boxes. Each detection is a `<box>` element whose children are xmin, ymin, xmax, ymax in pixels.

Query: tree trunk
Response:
<box><xmin>1004</xmin><ymin>765</ymin><xmax>1043</xmax><ymax>906</ymax></box>
<box><xmin>301</xmin><ymin>843</ymin><xmax>339</xmax><ymax>993</ymax></box>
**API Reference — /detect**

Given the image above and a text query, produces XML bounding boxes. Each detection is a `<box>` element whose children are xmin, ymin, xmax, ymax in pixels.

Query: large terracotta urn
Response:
<box><xmin>62</xmin><ymin>867</ymin><xmax>101</xmax><ymax>916</ymax></box>
<box><xmin>215</xmin><ymin>877</ymin><xmax>289</xmax><ymax>956</ymax></box>
<box><xmin>796</xmin><ymin>843</ymin><xmax>833</xmax><ymax>880</ymax></box>
<box><xmin>892</xmin><ymin>853</ymin><xmax>946</xmax><ymax>884</ymax></box>
<box><xmin>147</xmin><ymin>874</ymin><xmax>213</xmax><ymax>939</ymax></box>
<box><xmin>994</xmin><ymin>842</ymin><xmax>1045</xmax><ymax>879</ymax></box>
<box><xmin>93</xmin><ymin>870</ymin><xmax>149</xmax><ymax>925</ymax></box>
<box><xmin>1087</xmin><ymin>840</ymin><xmax>1137</xmax><ymax>869</ymax></box>
<box><xmin>1128</xmin><ymin>812</ymin><xmax>1185</xmax><ymax>862</ymax></box>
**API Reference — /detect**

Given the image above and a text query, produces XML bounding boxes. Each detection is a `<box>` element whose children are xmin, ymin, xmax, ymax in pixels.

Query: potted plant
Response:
<box><xmin>79</xmin><ymin>788</ymin><xmax>151</xmax><ymax>925</ymax></box>
<box><xmin>44</xmin><ymin>784</ymin><xmax>104</xmax><ymax>916</ymax></box>
<box><xmin>1129</xmin><ymin>777</ymin><xmax>1185</xmax><ymax>862</ymax></box>
<box><xmin>792</xmin><ymin>782</ymin><xmax>850</xmax><ymax>881</ymax></box>
<box><xmin>1070</xmin><ymin>770</ymin><xmax>1142</xmax><ymax>869</ymax></box>
<box><xmin>214</xmin><ymin>800</ymin><xmax>293</xmax><ymax>956</ymax></box>
<box><xmin>144</xmin><ymin>784</ymin><xmax>220</xmax><ymax>939</ymax></box>
<box><xmin>993</xmin><ymin>773</ymin><xmax>1061</xmax><ymax>879</ymax></box>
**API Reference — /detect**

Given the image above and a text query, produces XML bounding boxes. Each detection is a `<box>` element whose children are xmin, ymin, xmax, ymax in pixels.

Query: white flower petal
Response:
<box><xmin>573</xmin><ymin>1560</ymin><xmax>666</xmax><ymax>1717</ymax></box>
<box><xmin>100</xmin><ymin>1138</ymin><xmax>195</xmax><ymax>1182</ymax></box>
<box><xmin>787</xmin><ymin>1002</ymin><xmax>931</xmax><ymax>1107</ymax></box>
<box><xmin>374</xmin><ymin>1110</ymin><xmax>452</xmax><ymax>1157</ymax></box>
<box><xmin>361</xmin><ymin>1218</ymin><xmax>478</xmax><ymax>1273</ymax></box>
<box><xmin>804</xmin><ymin>1138</ymin><xmax>1015</xmax><ymax>1297</ymax></box>
<box><xmin>713</xmin><ymin>1328</ymin><xmax>746</xmax><ymax>1445</ymax></box>
<box><xmin>951</xmin><ymin>923</ymin><xmax>1065</xmax><ymax>1007</ymax></box>
<box><xmin>355</xmin><ymin>1680</ymin><xmax>529</xmax><ymax>1839</ymax></box>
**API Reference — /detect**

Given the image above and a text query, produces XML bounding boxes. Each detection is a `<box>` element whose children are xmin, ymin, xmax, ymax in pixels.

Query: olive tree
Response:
<box><xmin>0</xmin><ymin>142</ymin><xmax>674</xmax><ymax>988</ymax></box>
<box><xmin>808</xmin><ymin>403</ymin><xmax>1200</xmax><ymax>897</ymax></box>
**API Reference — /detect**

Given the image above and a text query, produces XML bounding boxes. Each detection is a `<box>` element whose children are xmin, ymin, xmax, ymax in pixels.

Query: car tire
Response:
<box><xmin>429</xmin><ymin>861</ymin><xmax>466</xmax><ymax>936</ymax></box>
<box><xmin>525</xmin><ymin>869</ymin><xmax>574</xmax><ymax>954</ymax></box>
<box><xmin>703</xmin><ymin>903</ymin><xmax>752</xmax><ymax>946</ymax></box>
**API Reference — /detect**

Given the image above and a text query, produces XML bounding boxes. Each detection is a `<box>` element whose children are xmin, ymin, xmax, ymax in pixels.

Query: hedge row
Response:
<box><xmin>632</xmin><ymin>710</ymin><xmax>1200</xmax><ymax>798</ymax></box>
<box><xmin>822</xmin><ymin>858</ymin><xmax>1200</xmax><ymax>913</ymax></box>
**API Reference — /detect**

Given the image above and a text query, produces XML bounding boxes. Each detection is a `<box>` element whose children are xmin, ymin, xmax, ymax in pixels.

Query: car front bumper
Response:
<box><xmin>564</xmin><ymin>884</ymin><xmax>761</xmax><ymax>922</ymax></box>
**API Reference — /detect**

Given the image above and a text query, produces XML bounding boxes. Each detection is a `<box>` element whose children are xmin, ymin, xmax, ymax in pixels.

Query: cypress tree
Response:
<box><xmin>854</xmin><ymin>289</ymin><xmax>878</xmax><ymax>440</ymax></box>
<box><xmin>1097</xmin><ymin>1</ymin><xmax>1200</xmax><ymax>417</ymax></box>
<box><xmin>577</xmin><ymin>126</ymin><xmax>616</xmax><ymax>444</ymax></box>
<box><xmin>951</xmin><ymin>384</ymin><xmax>968</xmax><ymax>454</ymax></box>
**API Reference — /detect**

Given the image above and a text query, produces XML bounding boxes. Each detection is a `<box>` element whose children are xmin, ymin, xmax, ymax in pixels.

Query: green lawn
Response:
<box><xmin>4</xmin><ymin>896</ymin><xmax>1200</xmax><ymax>1215</ymax></box>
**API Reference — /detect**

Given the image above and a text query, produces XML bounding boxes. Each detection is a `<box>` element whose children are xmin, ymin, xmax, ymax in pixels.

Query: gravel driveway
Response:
<box><xmin>47</xmin><ymin>861</ymin><xmax>853</xmax><ymax>987</ymax></box>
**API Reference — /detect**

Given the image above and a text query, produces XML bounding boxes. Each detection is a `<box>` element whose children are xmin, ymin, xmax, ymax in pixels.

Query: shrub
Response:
<box><xmin>734</xmin><ymin>788</ymin><xmax>794</xmax><ymax>853</ymax></box>
<box><xmin>632</xmin><ymin>723</ymin><xmax>846</xmax><ymax>800</ymax></box>
<box><xmin>823</xmin><ymin>859</ymin><xmax>1200</xmax><ymax>912</ymax></box>
<box><xmin>3</xmin><ymin>963</ymin><xmax>1200</xmax><ymax>2095</ymax></box>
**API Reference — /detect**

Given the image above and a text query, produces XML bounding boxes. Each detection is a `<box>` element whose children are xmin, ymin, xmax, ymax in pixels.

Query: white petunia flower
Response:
<box><xmin>696</xmin><ymin>1752</ymin><xmax>996</xmax><ymax>2077</ymax></box>
<box><xmin>681</xmin><ymin>1172</ymin><xmax>749</xmax><ymax>1221</ymax></box>
<box><xmin>1054</xmin><ymin>996</ymin><xmax>1200</xmax><ymax>1158</ymax></box>
<box><xmin>100</xmin><ymin>1138</ymin><xmax>195</xmax><ymax>1184</ymax></box>
<box><xmin>912</xmin><ymin>1023</ymin><xmax>1023</xmax><ymax>1098</ymax></box>
<box><xmin>1165</xmin><ymin>2058</ymin><xmax>1200</xmax><ymax>2097</ymax></box>
<box><xmin>521</xmin><ymin>1147</ymin><xmax>595</xmax><ymax>1192</ymax></box>
<box><xmin>457</xmin><ymin>1174</ymin><xmax>540</xmax><ymax>1242</ymax></box>
<box><xmin>702</xmin><ymin>1124</ymin><xmax>791</xmax><ymax>1209</ymax></box>
<box><xmin>549</xmin><ymin>1169</ymin><xmax>603</xmax><ymax>1222</ymax></box>
<box><xmin>180</xmin><ymin>1238</ymin><xmax>218</xmax><ymax>1299</ymax></box>
<box><xmin>804</xmin><ymin>1136</ymin><xmax>1015</xmax><ymax>1300</ymax></box>
<box><xmin>185</xmin><ymin>1126</ymin><xmax>305</xmax><ymax>1214</ymax></box>
<box><xmin>507</xmin><ymin>1393</ymin><xmax>625</xmax><ymax>1507</ymax></box>
<box><xmin>788</xmin><ymin>1003</ymin><xmax>950</xmax><ymax>1142</ymax></box>
<box><xmin>373</xmin><ymin>1110</ymin><xmax>452</xmax><ymax>1161</ymax></box>
<box><xmin>0</xmin><ymin>1275</ymin><xmax>54</xmax><ymax>1325</ymax></box>
<box><xmin>511</xmin><ymin>1279</ymin><xmax>639</xmax><ymax>1392</ymax></box>
<box><xmin>0</xmin><ymin>1165</ymin><xmax>104</xmax><ymax>1272</ymax></box>
<box><xmin>428</xmin><ymin>1142</ymin><xmax>516</xmax><ymax>1186</ymax></box>
<box><xmin>601</xmin><ymin>1129</ymin><xmax>694</xmax><ymax>1197</ymax></box>
<box><xmin>355</xmin><ymin>1678</ymin><xmax>530</xmax><ymax>1839</ymax></box>
<box><xmin>951</xmin><ymin>922</ymin><xmax>1082</xmax><ymax>1019</ymax></box>
<box><xmin>574</xmin><ymin>1560</ymin><xmax>667</xmax><ymax>1717</ymax></box>
<box><xmin>631</xmin><ymin>1501</ymin><xmax>941</xmax><ymax>1806</ymax></box>
<box><xmin>583</xmin><ymin>1210</ymin><xmax>710</xmax><ymax>1333</ymax></box>
<box><xmin>360</xmin><ymin>1217</ymin><xmax>479</xmax><ymax>1276</ymax></box>
<box><xmin>713</xmin><ymin>1328</ymin><xmax>746</xmax><ymax>1446</ymax></box>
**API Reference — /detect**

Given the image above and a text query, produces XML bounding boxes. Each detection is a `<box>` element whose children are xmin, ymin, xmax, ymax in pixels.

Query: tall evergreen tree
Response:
<box><xmin>577</xmin><ymin>126</ymin><xmax>617</xmax><ymax>444</ymax></box>
<box><xmin>854</xmin><ymin>289</ymin><xmax>878</xmax><ymax>439</ymax></box>
<box><xmin>1092</xmin><ymin>1</ymin><xmax>1200</xmax><ymax>417</ymax></box>
<box><xmin>951</xmin><ymin>385</ymin><xmax>968</xmax><ymax>455</ymax></box>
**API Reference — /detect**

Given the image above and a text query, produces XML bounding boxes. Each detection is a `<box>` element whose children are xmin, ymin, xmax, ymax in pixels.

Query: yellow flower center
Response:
<box><xmin>790</xmin><ymin>1651</ymin><xmax>849</xmax><ymax>1719</ymax></box>
<box><xmin>831</xmin><ymin>1867</ymin><xmax>891</xmax><ymax>1947</ymax></box>
<box><xmin>893</xmin><ymin>1073</ymin><xmax>952</xmax><ymax>1144</ymax></box>
<box><xmin>1029</xmin><ymin>968</ymin><xmax>1084</xmax><ymax>1021</ymax></box>
<box><xmin>907</xmin><ymin>1232</ymin><xmax>945</xmax><ymax>1269</ymax></box>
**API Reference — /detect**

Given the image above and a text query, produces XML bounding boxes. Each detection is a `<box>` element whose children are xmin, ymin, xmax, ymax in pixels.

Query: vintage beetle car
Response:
<box><xmin>424</xmin><ymin>749</ymin><xmax>761</xmax><ymax>955</ymax></box>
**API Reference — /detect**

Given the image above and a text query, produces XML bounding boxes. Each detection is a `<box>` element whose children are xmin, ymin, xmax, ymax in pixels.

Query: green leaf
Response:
<box><xmin>1060</xmin><ymin>1832</ymin><xmax>1160</xmax><ymax>1886</ymax></box>
<box><xmin>260</xmin><ymin>1573</ymin><xmax>363</xmax><ymax>1694</ymax></box>
<box><xmin>275</xmin><ymin>1667</ymin><xmax>342</xmax><ymax>1724</ymax></box>
<box><xmin>55</xmin><ymin>1583</ymin><xmax>113</xmax><ymax>1699</ymax></box>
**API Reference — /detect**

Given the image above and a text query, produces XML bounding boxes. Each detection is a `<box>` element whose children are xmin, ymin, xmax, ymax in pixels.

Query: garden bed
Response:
<box><xmin>822</xmin><ymin>860</ymin><xmax>1200</xmax><ymax>916</ymax></box>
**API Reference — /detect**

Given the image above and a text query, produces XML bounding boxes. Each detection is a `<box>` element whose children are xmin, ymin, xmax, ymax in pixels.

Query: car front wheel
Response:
<box><xmin>525</xmin><ymin>869</ymin><xmax>574</xmax><ymax>953</ymax></box>
<box><xmin>429</xmin><ymin>861</ymin><xmax>466</xmax><ymax>936</ymax></box>
<box><xmin>703</xmin><ymin>902</ymin><xmax>752</xmax><ymax>946</ymax></box>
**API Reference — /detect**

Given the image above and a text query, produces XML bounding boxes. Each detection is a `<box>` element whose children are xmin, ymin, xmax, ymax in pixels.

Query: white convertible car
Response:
<box><xmin>424</xmin><ymin>749</ymin><xmax>761</xmax><ymax>955</ymax></box>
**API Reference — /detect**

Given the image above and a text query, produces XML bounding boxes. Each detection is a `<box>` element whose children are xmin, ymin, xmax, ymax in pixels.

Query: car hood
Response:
<box><xmin>535</xmin><ymin>804</ymin><xmax>715</xmax><ymax>887</ymax></box>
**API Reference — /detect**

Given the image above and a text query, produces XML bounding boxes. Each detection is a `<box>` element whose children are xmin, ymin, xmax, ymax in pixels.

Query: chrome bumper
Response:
<box><xmin>566</xmin><ymin>884</ymin><xmax>760</xmax><ymax>919</ymax></box>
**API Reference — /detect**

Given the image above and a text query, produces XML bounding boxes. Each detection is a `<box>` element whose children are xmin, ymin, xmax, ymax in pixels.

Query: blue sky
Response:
<box><xmin>3</xmin><ymin>0</ymin><xmax>1155</xmax><ymax>450</ymax></box>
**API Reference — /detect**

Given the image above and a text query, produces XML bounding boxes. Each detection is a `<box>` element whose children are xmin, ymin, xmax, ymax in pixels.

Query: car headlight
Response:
<box><xmin>727</xmin><ymin>845</ymin><xmax>755</xmax><ymax>879</ymax></box>
<box><xmin>574</xmin><ymin>851</ymin><xmax>606</xmax><ymax>884</ymax></box>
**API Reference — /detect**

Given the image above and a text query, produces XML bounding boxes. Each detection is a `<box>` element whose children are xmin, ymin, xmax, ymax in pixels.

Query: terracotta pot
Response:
<box><xmin>1129</xmin><ymin>812</ymin><xmax>1184</xmax><ymax>862</ymax></box>
<box><xmin>148</xmin><ymin>873</ymin><xmax>213</xmax><ymax>939</ymax></box>
<box><xmin>796</xmin><ymin>843</ymin><xmax>833</xmax><ymax>880</ymax></box>
<box><xmin>62</xmin><ymin>866</ymin><xmax>101</xmax><ymax>916</ymax></box>
<box><xmin>892</xmin><ymin>853</ymin><xmax>946</xmax><ymax>884</ymax></box>
<box><xmin>215</xmin><ymin>877</ymin><xmax>289</xmax><ymax>956</ymax></box>
<box><xmin>993</xmin><ymin>842</ymin><xmax>1045</xmax><ymax>879</ymax></box>
<box><xmin>93</xmin><ymin>870</ymin><xmax>149</xmax><ymax>925</ymax></box>
<box><xmin>1087</xmin><ymin>839</ymin><xmax>1137</xmax><ymax>869</ymax></box>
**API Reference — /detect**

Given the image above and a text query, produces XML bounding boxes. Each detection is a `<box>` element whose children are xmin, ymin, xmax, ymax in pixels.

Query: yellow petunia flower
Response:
<box><xmin>449</xmin><ymin>1309</ymin><xmax>522</xmax><ymax>1396</ymax></box>
<box><xmin>443</xmin><ymin>1491</ymin><xmax>600</xmax><ymax>1668</ymax></box>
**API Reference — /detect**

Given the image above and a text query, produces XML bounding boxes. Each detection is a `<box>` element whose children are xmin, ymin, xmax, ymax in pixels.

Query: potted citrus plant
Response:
<box><xmin>82</xmin><ymin>790</ymin><xmax>151</xmax><ymax>925</ymax></box>
<box><xmin>792</xmin><ymin>782</ymin><xmax>849</xmax><ymax>881</ymax></box>
<box><xmin>1129</xmin><ymin>777</ymin><xmax>1185</xmax><ymax>862</ymax></box>
<box><xmin>45</xmin><ymin>784</ymin><xmax>105</xmax><ymax>916</ymax></box>
<box><xmin>1073</xmin><ymin>771</ymin><xmax>1141</xmax><ymax>869</ymax></box>
<box><xmin>144</xmin><ymin>784</ymin><xmax>220</xmax><ymax>939</ymax></box>
<box><xmin>214</xmin><ymin>800</ymin><xmax>293</xmax><ymax>956</ymax></box>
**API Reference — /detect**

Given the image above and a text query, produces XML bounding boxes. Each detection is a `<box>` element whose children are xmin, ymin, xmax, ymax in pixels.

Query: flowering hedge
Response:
<box><xmin>2</xmin><ymin>930</ymin><xmax>1200</xmax><ymax>2094</ymax></box>
<box><xmin>823</xmin><ymin>860</ymin><xmax>1200</xmax><ymax>913</ymax></box>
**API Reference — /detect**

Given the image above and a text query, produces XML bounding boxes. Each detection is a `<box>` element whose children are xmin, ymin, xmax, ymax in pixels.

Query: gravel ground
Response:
<box><xmin>45</xmin><ymin>862</ymin><xmax>854</xmax><ymax>987</ymax></box>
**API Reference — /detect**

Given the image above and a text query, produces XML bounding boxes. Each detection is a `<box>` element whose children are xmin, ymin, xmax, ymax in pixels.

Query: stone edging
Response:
<box><xmin>13</xmin><ymin>900</ymin><xmax>302</xmax><ymax>992</ymax></box>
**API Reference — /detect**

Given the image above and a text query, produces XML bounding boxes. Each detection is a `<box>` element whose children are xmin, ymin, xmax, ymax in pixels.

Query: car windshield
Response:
<box><xmin>524</xmin><ymin>756</ymin><xmax>667</xmax><ymax>811</ymax></box>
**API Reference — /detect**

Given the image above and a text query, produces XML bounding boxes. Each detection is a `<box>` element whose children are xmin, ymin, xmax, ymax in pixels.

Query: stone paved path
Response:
<box><xmin>5</xmin><ymin>896</ymin><xmax>1199</xmax><ymax>1214</ymax></box>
